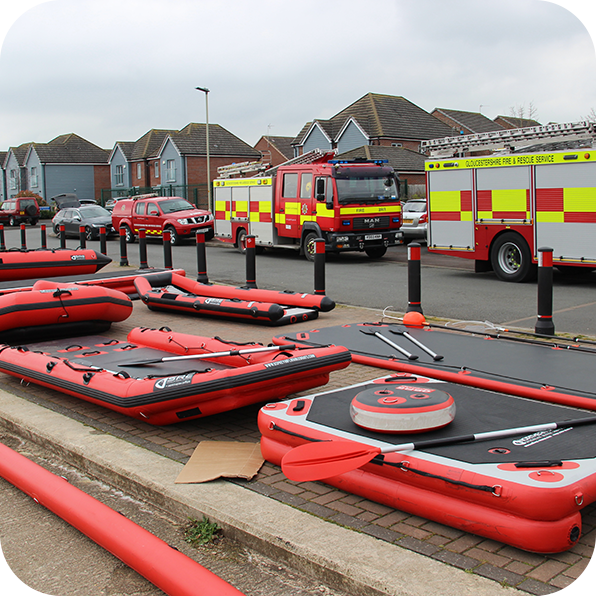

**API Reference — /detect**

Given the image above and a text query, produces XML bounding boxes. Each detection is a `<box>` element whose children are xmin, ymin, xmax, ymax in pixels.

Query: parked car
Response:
<box><xmin>105</xmin><ymin>196</ymin><xmax>128</xmax><ymax>211</ymax></box>
<box><xmin>50</xmin><ymin>193</ymin><xmax>96</xmax><ymax>210</ymax></box>
<box><xmin>52</xmin><ymin>204</ymin><xmax>116</xmax><ymax>240</ymax></box>
<box><xmin>401</xmin><ymin>199</ymin><xmax>428</xmax><ymax>242</ymax></box>
<box><xmin>0</xmin><ymin>197</ymin><xmax>41</xmax><ymax>226</ymax></box>
<box><xmin>111</xmin><ymin>195</ymin><xmax>214</xmax><ymax>245</ymax></box>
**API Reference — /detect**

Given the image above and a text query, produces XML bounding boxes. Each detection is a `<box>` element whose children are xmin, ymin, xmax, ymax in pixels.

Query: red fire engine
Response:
<box><xmin>213</xmin><ymin>150</ymin><xmax>403</xmax><ymax>260</ymax></box>
<box><xmin>423</xmin><ymin>121</ymin><xmax>596</xmax><ymax>282</ymax></box>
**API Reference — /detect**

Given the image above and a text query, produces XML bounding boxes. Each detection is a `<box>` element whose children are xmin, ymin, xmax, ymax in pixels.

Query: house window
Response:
<box><xmin>154</xmin><ymin>162</ymin><xmax>160</xmax><ymax>178</ymax></box>
<box><xmin>137</xmin><ymin>163</ymin><xmax>142</xmax><ymax>180</ymax></box>
<box><xmin>165</xmin><ymin>159</ymin><xmax>176</xmax><ymax>182</ymax></box>
<box><xmin>30</xmin><ymin>167</ymin><xmax>38</xmax><ymax>188</ymax></box>
<box><xmin>391</xmin><ymin>143</ymin><xmax>403</xmax><ymax>147</ymax></box>
<box><xmin>9</xmin><ymin>169</ymin><xmax>18</xmax><ymax>190</ymax></box>
<box><xmin>115</xmin><ymin>165</ymin><xmax>124</xmax><ymax>186</ymax></box>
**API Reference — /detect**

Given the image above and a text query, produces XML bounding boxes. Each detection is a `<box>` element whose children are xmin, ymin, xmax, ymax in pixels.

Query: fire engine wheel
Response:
<box><xmin>490</xmin><ymin>232</ymin><xmax>536</xmax><ymax>283</ymax></box>
<box><xmin>303</xmin><ymin>232</ymin><xmax>319</xmax><ymax>262</ymax></box>
<box><xmin>236</xmin><ymin>228</ymin><xmax>247</xmax><ymax>253</ymax></box>
<box><xmin>365</xmin><ymin>246</ymin><xmax>387</xmax><ymax>259</ymax></box>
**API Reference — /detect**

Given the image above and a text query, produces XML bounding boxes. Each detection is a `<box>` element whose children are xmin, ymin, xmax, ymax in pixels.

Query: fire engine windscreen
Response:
<box><xmin>332</xmin><ymin>166</ymin><xmax>398</xmax><ymax>204</ymax></box>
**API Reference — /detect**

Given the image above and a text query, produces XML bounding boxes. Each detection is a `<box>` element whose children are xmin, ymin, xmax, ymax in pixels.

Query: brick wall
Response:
<box><xmin>93</xmin><ymin>165</ymin><xmax>111</xmax><ymax>202</ymax></box>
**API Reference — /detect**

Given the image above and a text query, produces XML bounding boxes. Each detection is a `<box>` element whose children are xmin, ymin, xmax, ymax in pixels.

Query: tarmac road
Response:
<box><xmin>0</xmin><ymin>431</ymin><xmax>343</xmax><ymax>596</ymax></box>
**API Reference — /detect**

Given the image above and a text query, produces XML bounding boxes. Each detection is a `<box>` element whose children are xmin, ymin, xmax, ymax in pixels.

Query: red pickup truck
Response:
<box><xmin>111</xmin><ymin>194</ymin><xmax>214</xmax><ymax>245</ymax></box>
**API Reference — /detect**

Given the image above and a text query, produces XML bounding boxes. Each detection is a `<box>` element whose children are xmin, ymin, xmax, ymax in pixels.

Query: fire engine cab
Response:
<box><xmin>423</xmin><ymin>121</ymin><xmax>596</xmax><ymax>282</ymax></box>
<box><xmin>213</xmin><ymin>150</ymin><xmax>403</xmax><ymax>260</ymax></box>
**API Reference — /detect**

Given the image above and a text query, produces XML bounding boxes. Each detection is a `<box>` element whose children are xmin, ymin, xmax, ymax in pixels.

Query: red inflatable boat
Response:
<box><xmin>0</xmin><ymin>280</ymin><xmax>132</xmax><ymax>342</ymax></box>
<box><xmin>0</xmin><ymin>248</ymin><xmax>111</xmax><ymax>281</ymax></box>
<box><xmin>0</xmin><ymin>326</ymin><xmax>351</xmax><ymax>424</ymax></box>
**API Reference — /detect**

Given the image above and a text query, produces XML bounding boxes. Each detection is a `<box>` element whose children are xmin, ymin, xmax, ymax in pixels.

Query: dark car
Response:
<box><xmin>0</xmin><ymin>197</ymin><xmax>40</xmax><ymax>226</ymax></box>
<box><xmin>52</xmin><ymin>205</ymin><xmax>116</xmax><ymax>240</ymax></box>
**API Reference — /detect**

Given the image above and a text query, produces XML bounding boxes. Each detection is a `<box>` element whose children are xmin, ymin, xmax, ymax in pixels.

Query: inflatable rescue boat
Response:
<box><xmin>259</xmin><ymin>374</ymin><xmax>596</xmax><ymax>553</ymax></box>
<box><xmin>0</xmin><ymin>248</ymin><xmax>111</xmax><ymax>281</ymax></box>
<box><xmin>0</xmin><ymin>280</ymin><xmax>132</xmax><ymax>342</ymax></box>
<box><xmin>0</xmin><ymin>326</ymin><xmax>351</xmax><ymax>424</ymax></box>
<box><xmin>134</xmin><ymin>272</ymin><xmax>322</xmax><ymax>325</ymax></box>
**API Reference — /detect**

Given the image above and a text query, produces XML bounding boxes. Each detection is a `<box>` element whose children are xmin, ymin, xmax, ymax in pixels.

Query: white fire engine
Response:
<box><xmin>422</xmin><ymin>121</ymin><xmax>596</xmax><ymax>282</ymax></box>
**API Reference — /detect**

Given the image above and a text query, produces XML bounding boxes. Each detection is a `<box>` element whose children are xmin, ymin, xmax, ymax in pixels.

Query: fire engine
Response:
<box><xmin>422</xmin><ymin>121</ymin><xmax>596</xmax><ymax>282</ymax></box>
<box><xmin>213</xmin><ymin>149</ymin><xmax>403</xmax><ymax>260</ymax></box>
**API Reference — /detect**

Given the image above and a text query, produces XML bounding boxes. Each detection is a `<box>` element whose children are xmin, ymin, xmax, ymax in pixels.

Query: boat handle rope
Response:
<box><xmin>373</xmin><ymin>455</ymin><xmax>501</xmax><ymax>495</ymax></box>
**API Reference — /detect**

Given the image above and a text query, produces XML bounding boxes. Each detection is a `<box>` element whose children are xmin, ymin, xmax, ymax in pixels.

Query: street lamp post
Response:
<box><xmin>195</xmin><ymin>86</ymin><xmax>211</xmax><ymax>209</ymax></box>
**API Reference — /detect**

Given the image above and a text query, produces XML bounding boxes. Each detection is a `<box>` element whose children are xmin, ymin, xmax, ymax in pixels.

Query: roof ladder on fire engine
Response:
<box><xmin>264</xmin><ymin>148</ymin><xmax>337</xmax><ymax>174</ymax></box>
<box><xmin>217</xmin><ymin>160</ymin><xmax>271</xmax><ymax>178</ymax></box>
<box><xmin>421</xmin><ymin>121</ymin><xmax>596</xmax><ymax>157</ymax></box>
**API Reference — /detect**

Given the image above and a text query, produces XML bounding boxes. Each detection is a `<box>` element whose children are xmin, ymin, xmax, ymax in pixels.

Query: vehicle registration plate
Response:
<box><xmin>365</xmin><ymin>234</ymin><xmax>382</xmax><ymax>240</ymax></box>
<box><xmin>403</xmin><ymin>219</ymin><xmax>413</xmax><ymax>224</ymax></box>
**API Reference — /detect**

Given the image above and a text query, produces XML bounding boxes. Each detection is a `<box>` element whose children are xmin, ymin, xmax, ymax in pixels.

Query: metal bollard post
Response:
<box><xmin>163</xmin><ymin>230</ymin><xmax>173</xmax><ymax>270</ymax></box>
<box><xmin>196</xmin><ymin>231</ymin><xmax>208</xmax><ymax>282</ymax></box>
<box><xmin>60</xmin><ymin>224</ymin><xmax>66</xmax><ymax>249</ymax></box>
<box><xmin>20</xmin><ymin>224</ymin><xmax>27</xmax><ymax>250</ymax></box>
<box><xmin>99</xmin><ymin>227</ymin><xmax>107</xmax><ymax>255</ymax></box>
<box><xmin>314</xmin><ymin>238</ymin><xmax>326</xmax><ymax>295</ymax></box>
<box><xmin>40</xmin><ymin>224</ymin><xmax>47</xmax><ymax>249</ymax></box>
<box><xmin>406</xmin><ymin>242</ymin><xmax>423</xmax><ymax>314</ymax></box>
<box><xmin>119</xmin><ymin>226</ymin><xmax>129</xmax><ymax>266</ymax></box>
<box><xmin>245</xmin><ymin>235</ymin><xmax>257</xmax><ymax>288</ymax></box>
<box><xmin>535</xmin><ymin>247</ymin><xmax>555</xmax><ymax>336</ymax></box>
<box><xmin>79</xmin><ymin>225</ymin><xmax>86</xmax><ymax>249</ymax></box>
<box><xmin>138</xmin><ymin>229</ymin><xmax>148</xmax><ymax>269</ymax></box>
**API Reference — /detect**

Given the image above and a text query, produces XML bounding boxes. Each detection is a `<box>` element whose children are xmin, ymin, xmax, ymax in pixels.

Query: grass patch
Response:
<box><xmin>183</xmin><ymin>516</ymin><xmax>221</xmax><ymax>547</ymax></box>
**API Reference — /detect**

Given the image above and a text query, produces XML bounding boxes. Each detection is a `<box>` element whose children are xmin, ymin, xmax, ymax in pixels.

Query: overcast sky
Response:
<box><xmin>0</xmin><ymin>0</ymin><xmax>595</xmax><ymax>153</ymax></box>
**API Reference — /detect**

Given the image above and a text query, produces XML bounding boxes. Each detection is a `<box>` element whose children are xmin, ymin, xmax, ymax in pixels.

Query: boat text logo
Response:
<box><xmin>263</xmin><ymin>354</ymin><xmax>315</xmax><ymax>368</ymax></box>
<box><xmin>154</xmin><ymin>373</ymin><xmax>195</xmax><ymax>390</ymax></box>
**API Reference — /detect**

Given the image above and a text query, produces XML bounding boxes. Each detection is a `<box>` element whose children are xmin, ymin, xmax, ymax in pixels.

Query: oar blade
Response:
<box><xmin>281</xmin><ymin>441</ymin><xmax>381</xmax><ymax>482</ymax></box>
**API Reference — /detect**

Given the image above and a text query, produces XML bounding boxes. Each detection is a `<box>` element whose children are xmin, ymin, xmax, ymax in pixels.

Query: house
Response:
<box><xmin>253</xmin><ymin>136</ymin><xmax>294</xmax><ymax>167</ymax></box>
<box><xmin>291</xmin><ymin>93</ymin><xmax>455</xmax><ymax>156</ymax></box>
<box><xmin>336</xmin><ymin>145</ymin><xmax>426</xmax><ymax>199</ymax></box>
<box><xmin>431</xmin><ymin>108</ymin><xmax>505</xmax><ymax>135</ymax></box>
<box><xmin>108</xmin><ymin>123</ymin><xmax>260</xmax><ymax>209</ymax></box>
<box><xmin>494</xmin><ymin>115</ymin><xmax>542</xmax><ymax>129</ymax></box>
<box><xmin>3</xmin><ymin>142</ymin><xmax>32</xmax><ymax>202</ymax></box>
<box><xmin>23</xmin><ymin>134</ymin><xmax>110</xmax><ymax>204</ymax></box>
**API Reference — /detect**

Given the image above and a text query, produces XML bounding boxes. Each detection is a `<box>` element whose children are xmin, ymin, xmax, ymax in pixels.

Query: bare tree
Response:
<box><xmin>508</xmin><ymin>102</ymin><xmax>539</xmax><ymax>121</ymax></box>
<box><xmin>583</xmin><ymin>107</ymin><xmax>596</xmax><ymax>122</ymax></box>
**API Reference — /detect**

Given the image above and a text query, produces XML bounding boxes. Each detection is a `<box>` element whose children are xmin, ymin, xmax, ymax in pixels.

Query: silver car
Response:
<box><xmin>401</xmin><ymin>199</ymin><xmax>427</xmax><ymax>242</ymax></box>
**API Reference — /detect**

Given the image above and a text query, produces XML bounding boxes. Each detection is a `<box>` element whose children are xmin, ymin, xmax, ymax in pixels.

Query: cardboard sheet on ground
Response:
<box><xmin>175</xmin><ymin>441</ymin><xmax>264</xmax><ymax>483</ymax></box>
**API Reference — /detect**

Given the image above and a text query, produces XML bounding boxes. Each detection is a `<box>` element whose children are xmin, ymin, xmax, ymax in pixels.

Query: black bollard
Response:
<box><xmin>40</xmin><ymin>224</ymin><xmax>47</xmax><ymax>249</ymax></box>
<box><xmin>138</xmin><ymin>229</ymin><xmax>148</xmax><ymax>269</ymax></box>
<box><xmin>196</xmin><ymin>231</ymin><xmax>207</xmax><ymax>282</ymax></box>
<box><xmin>99</xmin><ymin>227</ymin><xmax>107</xmax><ymax>255</ymax></box>
<box><xmin>119</xmin><ymin>226</ymin><xmax>129</xmax><ymax>266</ymax></box>
<box><xmin>60</xmin><ymin>224</ymin><xmax>66</xmax><ymax>249</ymax></box>
<box><xmin>314</xmin><ymin>238</ymin><xmax>326</xmax><ymax>295</ymax></box>
<box><xmin>163</xmin><ymin>230</ymin><xmax>173</xmax><ymax>270</ymax></box>
<box><xmin>20</xmin><ymin>224</ymin><xmax>27</xmax><ymax>250</ymax></box>
<box><xmin>245</xmin><ymin>235</ymin><xmax>257</xmax><ymax>288</ymax></box>
<box><xmin>406</xmin><ymin>242</ymin><xmax>423</xmax><ymax>314</ymax></box>
<box><xmin>535</xmin><ymin>247</ymin><xmax>555</xmax><ymax>336</ymax></box>
<box><xmin>0</xmin><ymin>225</ymin><xmax>6</xmax><ymax>251</ymax></box>
<box><xmin>79</xmin><ymin>225</ymin><xmax>86</xmax><ymax>249</ymax></box>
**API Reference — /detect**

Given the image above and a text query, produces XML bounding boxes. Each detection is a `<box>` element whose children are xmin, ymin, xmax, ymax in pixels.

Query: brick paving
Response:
<box><xmin>0</xmin><ymin>287</ymin><xmax>594</xmax><ymax>595</ymax></box>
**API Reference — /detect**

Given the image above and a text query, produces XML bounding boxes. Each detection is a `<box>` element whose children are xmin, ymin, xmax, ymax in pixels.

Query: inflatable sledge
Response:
<box><xmin>133</xmin><ymin>272</ymin><xmax>319</xmax><ymax>325</ymax></box>
<box><xmin>0</xmin><ymin>248</ymin><xmax>111</xmax><ymax>281</ymax></box>
<box><xmin>274</xmin><ymin>322</ymin><xmax>596</xmax><ymax>411</ymax></box>
<box><xmin>0</xmin><ymin>280</ymin><xmax>132</xmax><ymax>342</ymax></box>
<box><xmin>259</xmin><ymin>374</ymin><xmax>596</xmax><ymax>553</ymax></box>
<box><xmin>0</xmin><ymin>326</ymin><xmax>351</xmax><ymax>425</ymax></box>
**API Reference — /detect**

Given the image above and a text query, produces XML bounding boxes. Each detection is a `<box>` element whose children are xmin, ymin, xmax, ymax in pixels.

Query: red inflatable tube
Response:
<box><xmin>0</xmin><ymin>442</ymin><xmax>245</xmax><ymax>596</ymax></box>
